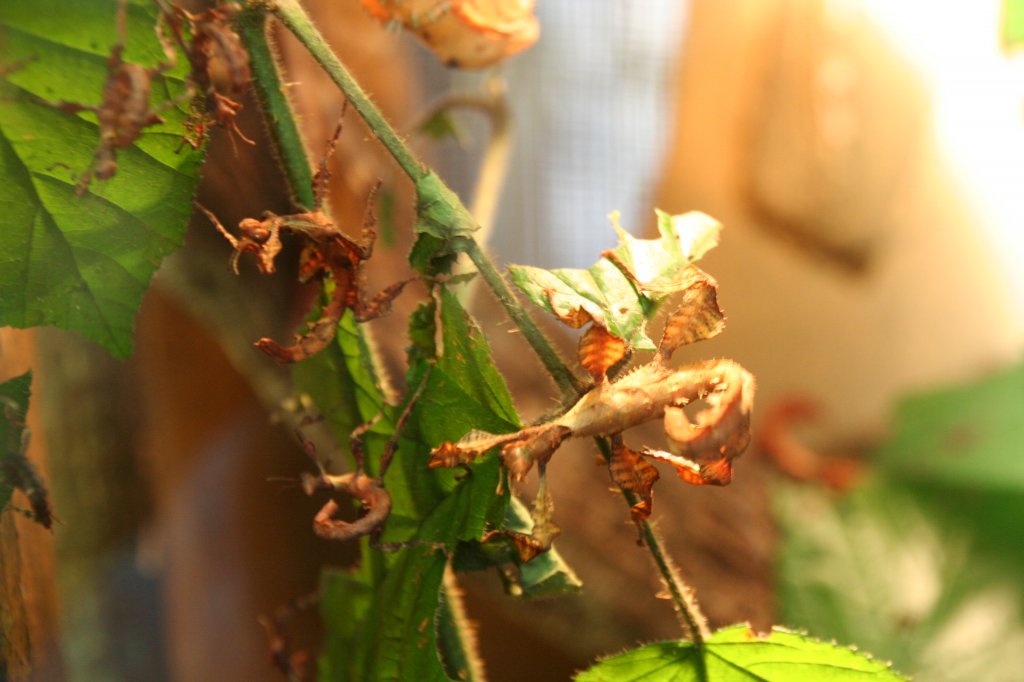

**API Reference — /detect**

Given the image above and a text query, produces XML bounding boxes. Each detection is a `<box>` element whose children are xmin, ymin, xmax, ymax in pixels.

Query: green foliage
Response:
<box><xmin>0</xmin><ymin>3</ymin><xmax>916</xmax><ymax>679</ymax></box>
<box><xmin>1004</xmin><ymin>0</ymin><xmax>1024</xmax><ymax>50</ymax></box>
<box><xmin>575</xmin><ymin>624</ymin><xmax>904</xmax><ymax>681</ymax></box>
<box><xmin>777</xmin><ymin>361</ymin><xmax>1024</xmax><ymax>681</ymax></box>
<box><xmin>0</xmin><ymin>371</ymin><xmax>32</xmax><ymax>510</ymax></box>
<box><xmin>320</xmin><ymin>546</ymin><xmax>451</xmax><ymax>681</ymax></box>
<box><xmin>308</xmin><ymin>288</ymin><xmax>579</xmax><ymax>680</ymax></box>
<box><xmin>0</xmin><ymin>0</ymin><xmax>203</xmax><ymax>357</ymax></box>
<box><xmin>508</xmin><ymin>210</ymin><xmax>720</xmax><ymax>349</ymax></box>
<box><xmin>410</xmin><ymin>171</ymin><xmax>479</xmax><ymax>274</ymax></box>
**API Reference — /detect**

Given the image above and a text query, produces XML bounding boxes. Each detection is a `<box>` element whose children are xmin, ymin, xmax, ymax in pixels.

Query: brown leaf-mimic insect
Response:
<box><xmin>755</xmin><ymin>396</ymin><xmax>862</xmax><ymax>492</ymax></box>
<box><xmin>159</xmin><ymin>1</ymin><xmax>254</xmax><ymax>147</ymax></box>
<box><xmin>49</xmin><ymin>0</ymin><xmax>188</xmax><ymax>195</ymax></box>
<box><xmin>429</xmin><ymin>273</ymin><xmax>755</xmax><ymax>528</ymax></box>
<box><xmin>295</xmin><ymin>369</ymin><xmax>429</xmax><ymax>543</ymax></box>
<box><xmin>196</xmin><ymin>116</ymin><xmax>410</xmax><ymax>363</ymax></box>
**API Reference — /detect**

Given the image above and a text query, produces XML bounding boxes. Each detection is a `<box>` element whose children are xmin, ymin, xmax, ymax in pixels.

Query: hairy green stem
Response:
<box><xmin>269</xmin><ymin>0</ymin><xmax>425</xmax><ymax>182</ymax></box>
<box><xmin>464</xmin><ymin>239</ymin><xmax>585</xmax><ymax>398</ymax></box>
<box><xmin>238</xmin><ymin>7</ymin><xmax>315</xmax><ymax>207</ymax></box>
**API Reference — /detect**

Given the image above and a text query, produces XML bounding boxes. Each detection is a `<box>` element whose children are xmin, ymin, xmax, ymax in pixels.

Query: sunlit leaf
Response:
<box><xmin>510</xmin><ymin>259</ymin><xmax>652</xmax><ymax>348</ymax></box>
<box><xmin>509</xmin><ymin>210</ymin><xmax>721</xmax><ymax>351</ymax></box>
<box><xmin>0</xmin><ymin>0</ymin><xmax>204</xmax><ymax>357</ymax></box>
<box><xmin>1004</xmin><ymin>0</ymin><xmax>1024</xmax><ymax>50</ymax></box>
<box><xmin>604</xmin><ymin>210</ymin><xmax>720</xmax><ymax>295</ymax></box>
<box><xmin>575</xmin><ymin>624</ymin><xmax>904</xmax><ymax>681</ymax></box>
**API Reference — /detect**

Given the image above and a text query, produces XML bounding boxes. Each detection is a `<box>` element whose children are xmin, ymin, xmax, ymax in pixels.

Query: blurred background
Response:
<box><xmin>2</xmin><ymin>0</ymin><xmax>1024</xmax><ymax>680</ymax></box>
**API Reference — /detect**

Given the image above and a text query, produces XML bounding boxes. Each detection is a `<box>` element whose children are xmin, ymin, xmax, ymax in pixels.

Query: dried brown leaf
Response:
<box><xmin>657</xmin><ymin>278</ymin><xmax>726</xmax><ymax>361</ymax></box>
<box><xmin>579</xmin><ymin>325</ymin><xmax>627</xmax><ymax>383</ymax></box>
<box><xmin>608</xmin><ymin>436</ymin><xmax>660</xmax><ymax>521</ymax></box>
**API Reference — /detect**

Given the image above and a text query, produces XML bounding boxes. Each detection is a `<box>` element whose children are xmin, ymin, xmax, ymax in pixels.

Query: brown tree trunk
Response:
<box><xmin>0</xmin><ymin>329</ymin><xmax>64</xmax><ymax>681</ymax></box>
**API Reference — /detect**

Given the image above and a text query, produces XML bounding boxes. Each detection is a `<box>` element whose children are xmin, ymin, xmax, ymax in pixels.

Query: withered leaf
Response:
<box><xmin>578</xmin><ymin>325</ymin><xmax>628</xmax><ymax>383</ymax></box>
<box><xmin>609</xmin><ymin>436</ymin><xmax>661</xmax><ymax>521</ymax></box>
<box><xmin>641</xmin><ymin>446</ymin><xmax>731</xmax><ymax>486</ymax></box>
<box><xmin>509</xmin><ymin>210</ymin><xmax>724</xmax><ymax>352</ymax></box>
<box><xmin>657</xmin><ymin>278</ymin><xmax>727</xmax><ymax>361</ymax></box>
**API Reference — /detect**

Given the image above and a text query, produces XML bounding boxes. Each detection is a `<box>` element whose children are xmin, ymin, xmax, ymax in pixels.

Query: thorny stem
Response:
<box><xmin>269</xmin><ymin>0</ymin><xmax>426</xmax><ymax>183</ymax></box>
<box><xmin>237</xmin><ymin>7</ymin><xmax>315</xmax><ymax>207</ymax></box>
<box><xmin>418</xmin><ymin>77</ymin><xmax>513</xmax><ymax>307</ymax></box>
<box><xmin>464</xmin><ymin>239</ymin><xmax>586</xmax><ymax>399</ymax></box>
<box><xmin>264</xmin><ymin>0</ymin><xmax>710</xmax><ymax>664</ymax></box>
<box><xmin>597</xmin><ymin>437</ymin><xmax>710</xmax><ymax>660</ymax></box>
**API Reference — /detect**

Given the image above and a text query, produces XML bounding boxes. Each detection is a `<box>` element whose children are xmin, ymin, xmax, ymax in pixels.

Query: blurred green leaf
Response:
<box><xmin>575</xmin><ymin>624</ymin><xmax>904</xmax><ymax>681</ymax></box>
<box><xmin>776</xmin><ymin>482</ymin><xmax>1024</xmax><ymax>682</ymax></box>
<box><xmin>876</xmin><ymin>361</ymin><xmax>1024</xmax><ymax>577</ymax></box>
<box><xmin>878</xmin><ymin>361</ymin><xmax>1024</xmax><ymax>491</ymax></box>
<box><xmin>1004</xmin><ymin>0</ymin><xmax>1024</xmax><ymax>50</ymax></box>
<box><xmin>774</xmin><ymin>361</ymin><xmax>1024</xmax><ymax>681</ymax></box>
<box><xmin>508</xmin><ymin>210</ymin><xmax>720</xmax><ymax>350</ymax></box>
<box><xmin>418</xmin><ymin>110</ymin><xmax>464</xmax><ymax>143</ymax></box>
<box><xmin>0</xmin><ymin>0</ymin><xmax>203</xmax><ymax>357</ymax></box>
<box><xmin>320</xmin><ymin>546</ymin><xmax>450</xmax><ymax>682</ymax></box>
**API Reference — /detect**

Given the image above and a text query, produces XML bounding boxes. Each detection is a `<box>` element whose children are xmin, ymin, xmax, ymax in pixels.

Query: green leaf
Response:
<box><xmin>508</xmin><ymin>210</ymin><xmax>720</xmax><ymax>350</ymax></box>
<box><xmin>777</xmin><ymin>362</ymin><xmax>1024</xmax><ymax>681</ymax></box>
<box><xmin>504</xmin><ymin>496</ymin><xmax>582</xmax><ymax>597</ymax></box>
<box><xmin>510</xmin><ymin>260</ymin><xmax>653</xmax><ymax>349</ymax></box>
<box><xmin>383</xmin><ymin>286</ymin><xmax>518</xmax><ymax>545</ymax></box>
<box><xmin>0</xmin><ymin>371</ymin><xmax>32</xmax><ymax>510</ymax></box>
<box><xmin>319</xmin><ymin>546</ymin><xmax>450</xmax><ymax>682</ymax></box>
<box><xmin>575</xmin><ymin>624</ymin><xmax>904</xmax><ymax>681</ymax></box>
<box><xmin>411</xmin><ymin>172</ymin><xmax>477</xmax><ymax>275</ymax></box>
<box><xmin>878</xmin><ymin>360</ymin><xmax>1024</xmax><ymax>492</ymax></box>
<box><xmin>1004</xmin><ymin>0</ymin><xmax>1024</xmax><ymax>50</ymax></box>
<box><xmin>876</xmin><ymin>360</ymin><xmax>1024</xmax><ymax>586</ymax></box>
<box><xmin>0</xmin><ymin>0</ymin><xmax>204</xmax><ymax>357</ymax></box>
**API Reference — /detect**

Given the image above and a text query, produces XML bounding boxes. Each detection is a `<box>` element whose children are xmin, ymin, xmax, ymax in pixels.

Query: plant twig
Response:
<box><xmin>237</xmin><ymin>6</ymin><xmax>315</xmax><ymax>207</ymax></box>
<box><xmin>464</xmin><ymin>239</ymin><xmax>586</xmax><ymax>398</ymax></box>
<box><xmin>241</xmin><ymin>5</ymin><xmax>492</xmax><ymax>676</ymax></box>
<box><xmin>268</xmin><ymin>0</ymin><xmax>425</xmax><ymax>183</ymax></box>
<box><xmin>595</xmin><ymin>437</ymin><xmax>709</xmax><ymax>658</ymax></box>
